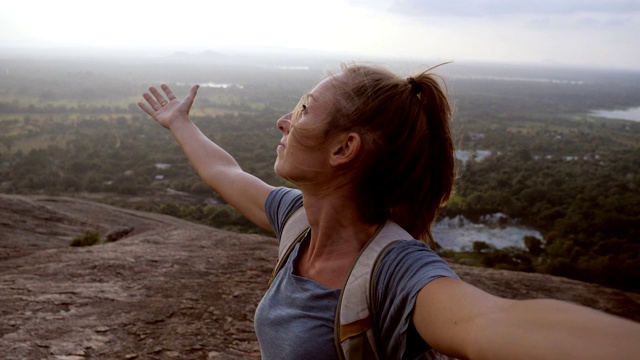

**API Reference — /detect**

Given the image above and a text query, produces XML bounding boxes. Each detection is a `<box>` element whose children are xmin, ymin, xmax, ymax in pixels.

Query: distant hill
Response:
<box><xmin>1</xmin><ymin>194</ymin><xmax>639</xmax><ymax>359</ymax></box>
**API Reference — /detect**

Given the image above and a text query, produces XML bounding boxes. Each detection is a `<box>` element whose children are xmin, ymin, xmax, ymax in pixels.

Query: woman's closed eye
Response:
<box><xmin>291</xmin><ymin>102</ymin><xmax>307</xmax><ymax>122</ymax></box>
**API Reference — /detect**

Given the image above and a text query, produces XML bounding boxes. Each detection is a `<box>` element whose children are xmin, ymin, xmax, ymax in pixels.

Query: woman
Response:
<box><xmin>139</xmin><ymin>64</ymin><xmax>640</xmax><ymax>359</ymax></box>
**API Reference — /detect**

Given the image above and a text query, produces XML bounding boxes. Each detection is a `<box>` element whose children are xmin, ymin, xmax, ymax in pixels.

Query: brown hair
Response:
<box><xmin>328</xmin><ymin>64</ymin><xmax>455</xmax><ymax>249</ymax></box>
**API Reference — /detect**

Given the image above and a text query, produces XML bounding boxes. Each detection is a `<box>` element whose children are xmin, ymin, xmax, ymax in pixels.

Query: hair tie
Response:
<box><xmin>407</xmin><ymin>77</ymin><xmax>421</xmax><ymax>95</ymax></box>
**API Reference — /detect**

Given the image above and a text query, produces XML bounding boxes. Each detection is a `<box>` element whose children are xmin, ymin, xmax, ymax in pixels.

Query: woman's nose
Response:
<box><xmin>277</xmin><ymin>113</ymin><xmax>292</xmax><ymax>134</ymax></box>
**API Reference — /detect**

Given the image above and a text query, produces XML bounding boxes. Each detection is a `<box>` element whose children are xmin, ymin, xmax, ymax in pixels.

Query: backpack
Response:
<box><xmin>267</xmin><ymin>206</ymin><xmax>412</xmax><ymax>360</ymax></box>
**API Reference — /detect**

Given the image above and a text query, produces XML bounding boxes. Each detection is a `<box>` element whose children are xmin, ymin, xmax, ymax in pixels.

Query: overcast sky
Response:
<box><xmin>1</xmin><ymin>0</ymin><xmax>639</xmax><ymax>70</ymax></box>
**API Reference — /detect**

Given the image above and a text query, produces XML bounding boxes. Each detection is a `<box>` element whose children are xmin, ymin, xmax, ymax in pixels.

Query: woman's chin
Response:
<box><xmin>273</xmin><ymin>161</ymin><xmax>285</xmax><ymax>178</ymax></box>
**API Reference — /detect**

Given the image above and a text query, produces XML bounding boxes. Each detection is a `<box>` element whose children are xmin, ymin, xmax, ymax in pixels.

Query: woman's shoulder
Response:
<box><xmin>268</xmin><ymin>186</ymin><xmax>302</xmax><ymax>202</ymax></box>
<box><xmin>373</xmin><ymin>240</ymin><xmax>458</xmax><ymax>358</ymax></box>
<box><xmin>265</xmin><ymin>187</ymin><xmax>304</xmax><ymax>237</ymax></box>
<box><xmin>377</xmin><ymin>240</ymin><xmax>457</xmax><ymax>282</ymax></box>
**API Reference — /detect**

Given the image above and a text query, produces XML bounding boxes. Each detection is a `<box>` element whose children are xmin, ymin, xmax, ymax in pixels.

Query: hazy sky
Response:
<box><xmin>1</xmin><ymin>0</ymin><xmax>639</xmax><ymax>70</ymax></box>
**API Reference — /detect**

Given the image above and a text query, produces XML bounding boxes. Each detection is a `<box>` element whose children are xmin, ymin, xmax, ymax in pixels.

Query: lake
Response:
<box><xmin>591</xmin><ymin>107</ymin><xmax>640</xmax><ymax>122</ymax></box>
<box><xmin>455</xmin><ymin>150</ymin><xmax>492</xmax><ymax>165</ymax></box>
<box><xmin>433</xmin><ymin>215</ymin><xmax>542</xmax><ymax>251</ymax></box>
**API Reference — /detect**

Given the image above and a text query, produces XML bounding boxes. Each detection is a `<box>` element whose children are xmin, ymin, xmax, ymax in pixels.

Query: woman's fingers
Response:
<box><xmin>182</xmin><ymin>84</ymin><xmax>200</xmax><ymax>109</ymax></box>
<box><xmin>137</xmin><ymin>101</ymin><xmax>154</xmax><ymax>116</ymax></box>
<box><xmin>138</xmin><ymin>92</ymin><xmax>155</xmax><ymax>111</ymax></box>
<box><xmin>161</xmin><ymin>83</ymin><xmax>177</xmax><ymax>101</ymax></box>
<box><xmin>138</xmin><ymin>88</ymin><xmax>167</xmax><ymax>115</ymax></box>
<box><xmin>140</xmin><ymin>86</ymin><xmax>172</xmax><ymax>112</ymax></box>
<box><xmin>138</xmin><ymin>83</ymin><xmax>199</xmax><ymax>130</ymax></box>
<box><xmin>149</xmin><ymin>87</ymin><xmax>168</xmax><ymax>107</ymax></box>
<box><xmin>138</xmin><ymin>83</ymin><xmax>197</xmax><ymax>120</ymax></box>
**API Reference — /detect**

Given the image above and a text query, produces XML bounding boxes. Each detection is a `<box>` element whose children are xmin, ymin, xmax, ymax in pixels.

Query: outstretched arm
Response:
<box><xmin>413</xmin><ymin>277</ymin><xmax>640</xmax><ymax>360</ymax></box>
<box><xmin>138</xmin><ymin>84</ymin><xmax>274</xmax><ymax>231</ymax></box>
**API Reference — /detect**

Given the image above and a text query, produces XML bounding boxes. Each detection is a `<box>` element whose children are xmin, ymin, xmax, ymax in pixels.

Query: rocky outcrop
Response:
<box><xmin>1</xmin><ymin>194</ymin><xmax>639</xmax><ymax>359</ymax></box>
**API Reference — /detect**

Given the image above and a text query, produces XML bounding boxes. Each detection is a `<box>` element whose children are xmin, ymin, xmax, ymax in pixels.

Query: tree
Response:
<box><xmin>472</xmin><ymin>241</ymin><xmax>494</xmax><ymax>254</ymax></box>
<box><xmin>524</xmin><ymin>235</ymin><xmax>544</xmax><ymax>257</ymax></box>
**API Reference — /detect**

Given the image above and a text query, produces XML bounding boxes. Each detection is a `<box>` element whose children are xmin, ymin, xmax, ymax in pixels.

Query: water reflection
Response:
<box><xmin>591</xmin><ymin>107</ymin><xmax>640</xmax><ymax>122</ymax></box>
<box><xmin>433</xmin><ymin>215</ymin><xmax>542</xmax><ymax>251</ymax></box>
<box><xmin>455</xmin><ymin>150</ymin><xmax>492</xmax><ymax>165</ymax></box>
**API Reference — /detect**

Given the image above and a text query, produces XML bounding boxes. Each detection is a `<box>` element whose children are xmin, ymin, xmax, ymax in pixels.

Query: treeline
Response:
<box><xmin>0</xmin><ymin>113</ymin><xmax>285</xmax><ymax>196</ymax></box>
<box><xmin>0</xmin><ymin>101</ymin><xmax>138</xmax><ymax>115</ymax></box>
<box><xmin>0</xmin><ymin>94</ymin><xmax>278</xmax><ymax>116</ymax></box>
<box><xmin>449</xmin><ymin>64</ymin><xmax>640</xmax><ymax>115</ymax></box>
<box><xmin>443</xmin><ymin>147</ymin><xmax>640</xmax><ymax>291</ymax></box>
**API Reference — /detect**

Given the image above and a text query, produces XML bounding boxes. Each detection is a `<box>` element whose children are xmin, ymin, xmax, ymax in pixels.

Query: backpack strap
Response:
<box><xmin>268</xmin><ymin>206</ymin><xmax>309</xmax><ymax>286</ymax></box>
<box><xmin>335</xmin><ymin>220</ymin><xmax>412</xmax><ymax>360</ymax></box>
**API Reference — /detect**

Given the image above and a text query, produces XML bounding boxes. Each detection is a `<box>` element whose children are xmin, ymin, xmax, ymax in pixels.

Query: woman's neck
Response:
<box><xmin>295</xmin><ymin>188</ymin><xmax>380</xmax><ymax>289</ymax></box>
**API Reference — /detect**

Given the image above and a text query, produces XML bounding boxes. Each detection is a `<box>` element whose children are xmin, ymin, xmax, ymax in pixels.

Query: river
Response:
<box><xmin>591</xmin><ymin>106</ymin><xmax>640</xmax><ymax>122</ymax></box>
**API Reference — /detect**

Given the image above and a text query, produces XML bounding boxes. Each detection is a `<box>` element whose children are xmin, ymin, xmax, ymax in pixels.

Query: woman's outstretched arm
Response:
<box><xmin>413</xmin><ymin>277</ymin><xmax>640</xmax><ymax>360</ymax></box>
<box><xmin>138</xmin><ymin>84</ymin><xmax>274</xmax><ymax>231</ymax></box>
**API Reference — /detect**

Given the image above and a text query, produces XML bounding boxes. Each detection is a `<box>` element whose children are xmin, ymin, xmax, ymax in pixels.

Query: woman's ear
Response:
<box><xmin>329</xmin><ymin>132</ymin><xmax>361</xmax><ymax>167</ymax></box>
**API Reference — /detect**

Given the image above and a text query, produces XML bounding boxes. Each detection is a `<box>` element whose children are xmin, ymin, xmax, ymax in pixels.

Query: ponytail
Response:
<box><xmin>329</xmin><ymin>64</ymin><xmax>455</xmax><ymax>249</ymax></box>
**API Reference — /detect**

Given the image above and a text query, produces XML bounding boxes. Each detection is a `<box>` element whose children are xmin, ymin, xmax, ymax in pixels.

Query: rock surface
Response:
<box><xmin>1</xmin><ymin>194</ymin><xmax>639</xmax><ymax>359</ymax></box>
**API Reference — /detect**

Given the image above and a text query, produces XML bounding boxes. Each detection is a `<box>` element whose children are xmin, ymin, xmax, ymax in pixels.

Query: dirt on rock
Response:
<box><xmin>1</xmin><ymin>194</ymin><xmax>639</xmax><ymax>359</ymax></box>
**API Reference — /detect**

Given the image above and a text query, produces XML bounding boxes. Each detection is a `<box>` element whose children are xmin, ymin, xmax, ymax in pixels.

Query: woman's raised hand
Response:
<box><xmin>138</xmin><ymin>82</ymin><xmax>273</xmax><ymax>231</ymax></box>
<box><xmin>138</xmin><ymin>83</ymin><xmax>199</xmax><ymax>129</ymax></box>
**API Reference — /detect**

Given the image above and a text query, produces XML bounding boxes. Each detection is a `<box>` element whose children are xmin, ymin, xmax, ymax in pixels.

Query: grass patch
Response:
<box><xmin>70</xmin><ymin>231</ymin><xmax>101</xmax><ymax>247</ymax></box>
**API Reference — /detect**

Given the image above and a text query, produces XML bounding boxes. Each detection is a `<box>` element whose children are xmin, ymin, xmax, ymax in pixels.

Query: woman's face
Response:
<box><xmin>274</xmin><ymin>77</ymin><xmax>337</xmax><ymax>184</ymax></box>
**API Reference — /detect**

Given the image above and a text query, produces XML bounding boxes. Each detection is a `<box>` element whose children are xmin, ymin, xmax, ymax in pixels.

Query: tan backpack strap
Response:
<box><xmin>268</xmin><ymin>206</ymin><xmax>309</xmax><ymax>286</ymax></box>
<box><xmin>339</xmin><ymin>317</ymin><xmax>372</xmax><ymax>341</ymax></box>
<box><xmin>336</xmin><ymin>220</ymin><xmax>412</xmax><ymax>360</ymax></box>
<box><xmin>277</xmin><ymin>206</ymin><xmax>309</xmax><ymax>259</ymax></box>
